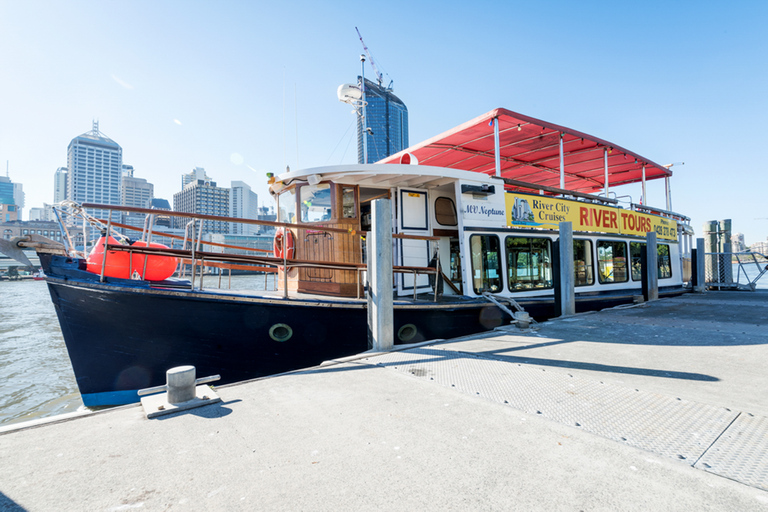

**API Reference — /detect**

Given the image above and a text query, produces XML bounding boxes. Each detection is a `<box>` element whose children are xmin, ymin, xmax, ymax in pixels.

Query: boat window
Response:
<box><xmin>597</xmin><ymin>241</ymin><xmax>628</xmax><ymax>284</ymax></box>
<box><xmin>359</xmin><ymin>188</ymin><xmax>389</xmax><ymax>232</ymax></box>
<box><xmin>574</xmin><ymin>239</ymin><xmax>594</xmax><ymax>286</ymax></box>
<box><xmin>506</xmin><ymin>236</ymin><xmax>552</xmax><ymax>291</ymax></box>
<box><xmin>300</xmin><ymin>183</ymin><xmax>332</xmax><ymax>223</ymax></box>
<box><xmin>630</xmin><ymin>242</ymin><xmax>643</xmax><ymax>281</ymax></box>
<box><xmin>434</xmin><ymin>197</ymin><xmax>457</xmax><ymax>226</ymax></box>
<box><xmin>277</xmin><ymin>187</ymin><xmax>297</xmax><ymax>224</ymax></box>
<box><xmin>658</xmin><ymin>244</ymin><xmax>672</xmax><ymax>279</ymax></box>
<box><xmin>630</xmin><ymin>242</ymin><xmax>673</xmax><ymax>280</ymax></box>
<box><xmin>342</xmin><ymin>187</ymin><xmax>357</xmax><ymax>219</ymax></box>
<box><xmin>470</xmin><ymin>234</ymin><xmax>501</xmax><ymax>294</ymax></box>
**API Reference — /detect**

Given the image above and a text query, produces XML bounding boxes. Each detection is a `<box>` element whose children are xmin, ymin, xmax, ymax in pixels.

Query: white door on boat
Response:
<box><xmin>396</xmin><ymin>187</ymin><xmax>432</xmax><ymax>297</ymax></box>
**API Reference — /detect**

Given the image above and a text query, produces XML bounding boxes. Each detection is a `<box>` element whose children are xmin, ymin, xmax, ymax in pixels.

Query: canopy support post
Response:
<box><xmin>559</xmin><ymin>133</ymin><xmax>565</xmax><ymax>190</ymax></box>
<box><xmin>604</xmin><ymin>148</ymin><xmax>609</xmax><ymax>197</ymax></box>
<box><xmin>493</xmin><ymin>117</ymin><xmax>501</xmax><ymax>177</ymax></box>
<box><xmin>665</xmin><ymin>176</ymin><xmax>672</xmax><ymax>211</ymax></box>
<box><xmin>641</xmin><ymin>165</ymin><xmax>647</xmax><ymax>205</ymax></box>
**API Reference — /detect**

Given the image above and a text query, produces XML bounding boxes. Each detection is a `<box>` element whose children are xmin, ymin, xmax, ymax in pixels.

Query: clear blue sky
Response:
<box><xmin>1</xmin><ymin>1</ymin><xmax>766</xmax><ymax>244</ymax></box>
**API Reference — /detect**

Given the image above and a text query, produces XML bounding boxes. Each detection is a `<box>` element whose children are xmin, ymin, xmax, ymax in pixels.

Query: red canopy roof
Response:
<box><xmin>379</xmin><ymin>108</ymin><xmax>671</xmax><ymax>194</ymax></box>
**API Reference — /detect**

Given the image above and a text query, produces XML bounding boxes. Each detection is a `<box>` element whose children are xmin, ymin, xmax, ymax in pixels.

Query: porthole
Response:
<box><xmin>397</xmin><ymin>323</ymin><xmax>418</xmax><ymax>342</ymax></box>
<box><xmin>269</xmin><ymin>323</ymin><xmax>293</xmax><ymax>342</ymax></box>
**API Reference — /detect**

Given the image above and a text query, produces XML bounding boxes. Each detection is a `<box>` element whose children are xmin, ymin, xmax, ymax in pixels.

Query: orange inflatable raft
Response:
<box><xmin>85</xmin><ymin>236</ymin><xmax>179</xmax><ymax>281</ymax></box>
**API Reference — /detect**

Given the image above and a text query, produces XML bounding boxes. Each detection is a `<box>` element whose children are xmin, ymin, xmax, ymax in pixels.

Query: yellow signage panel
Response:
<box><xmin>505</xmin><ymin>193</ymin><xmax>677</xmax><ymax>241</ymax></box>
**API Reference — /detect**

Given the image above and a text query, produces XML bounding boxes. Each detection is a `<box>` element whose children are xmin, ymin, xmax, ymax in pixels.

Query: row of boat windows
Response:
<box><xmin>470</xmin><ymin>235</ymin><xmax>672</xmax><ymax>295</ymax></box>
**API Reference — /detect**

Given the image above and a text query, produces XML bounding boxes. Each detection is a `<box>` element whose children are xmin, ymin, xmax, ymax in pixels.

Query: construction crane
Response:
<box><xmin>355</xmin><ymin>27</ymin><xmax>392</xmax><ymax>90</ymax></box>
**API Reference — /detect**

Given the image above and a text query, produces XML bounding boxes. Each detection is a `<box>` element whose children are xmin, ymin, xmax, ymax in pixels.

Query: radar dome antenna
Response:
<box><xmin>355</xmin><ymin>27</ymin><xmax>390</xmax><ymax>90</ymax></box>
<box><xmin>337</xmin><ymin>83</ymin><xmax>363</xmax><ymax>106</ymax></box>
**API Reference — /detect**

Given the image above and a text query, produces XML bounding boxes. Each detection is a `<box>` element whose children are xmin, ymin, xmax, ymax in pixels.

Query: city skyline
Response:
<box><xmin>1</xmin><ymin>1</ymin><xmax>767</xmax><ymax>244</ymax></box>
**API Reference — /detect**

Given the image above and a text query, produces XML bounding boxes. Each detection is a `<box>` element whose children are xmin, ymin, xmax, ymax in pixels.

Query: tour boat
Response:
<box><xmin>2</xmin><ymin>108</ymin><xmax>693</xmax><ymax>407</ymax></box>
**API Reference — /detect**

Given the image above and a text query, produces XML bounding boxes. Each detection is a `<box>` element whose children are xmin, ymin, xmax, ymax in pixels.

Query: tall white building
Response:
<box><xmin>732</xmin><ymin>232</ymin><xmax>746</xmax><ymax>252</ymax></box>
<box><xmin>751</xmin><ymin>240</ymin><xmax>768</xmax><ymax>256</ymax></box>
<box><xmin>28</xmin><ymin>207</ymin><xmax>45</xmax><ymax>221</ymax></box>
<box><xmin>54</xmin><ymin>167</ymin><xmax>68</xmax><ymax>203</ymax></box>
<box><xmin>28</xmin><ymin>203</ymin><xmax>56</xmax><ymax>222</ymax></box>
<box><xmin>181</xmin><ymin>167</ymin><xmax>211</xmax><ymax>189</ymax></box>
<box><xmin>67</xmin><ymin>121</ymin><xmax>122</xmax><ymax>224</ymax></box>
<box><xmin>229</xmin><ymin>181</ymin><xmax>259</xmax><ymax>235</ymax></box>
<box><xmin>12</xmin><ymin>183</ymin><xmax>24</xmax><ymax>220</ymax></box>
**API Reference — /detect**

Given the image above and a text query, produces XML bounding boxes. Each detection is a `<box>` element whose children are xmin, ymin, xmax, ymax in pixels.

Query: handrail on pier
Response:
<box><xmin>703</xmin><ymin>251</ymin><xmax>767</xmax><ymax>291</ymax></box>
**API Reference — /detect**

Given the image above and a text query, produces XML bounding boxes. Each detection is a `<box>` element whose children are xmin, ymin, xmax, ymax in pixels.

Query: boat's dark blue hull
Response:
<box><xmin>40</xmin><ymin>254</ymin><xmax>687</xmax><ymax>406</ymax></box>
<box><xmin>41</xmin><ymin>255</ymin><xmax>515</xmax><ymax>406</ymax></box>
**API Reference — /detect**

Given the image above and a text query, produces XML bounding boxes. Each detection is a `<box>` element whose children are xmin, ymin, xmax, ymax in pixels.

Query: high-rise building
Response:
<box><xmin>121</xmin><ymin>174</ymin><xmax>153</xmax><ymax>209</ymax></box>
<box><xmin>149</xmin><ymin>198</ymin><xmax>172</xmax><ymax>227</ymax></box>
<box><xmin>0</xmin><ymin>176</ymin><xmax>22</xmax><ymax>221</ymax></box>
<box><xmin>173</xmin><ymin>169</ymin><xmax>230</xmax><ymax>234</ymax></box>
<box><xmin>13</xmin><ymin>183</ymin><xmax>24</xmax><ymax>218</ymax></box>
<box><xmin>750</xmin><ymin>239</ymin><xmax>768</xmax><ymax>255</ymax></box>
<box><xmin>28</xmin><ymin>207</ymin><xmax>45</xmax><ymax>221</ymax></box>
<box><xmin>29</xmin><ymin>205</ymin><xmax>56</xmax><ymax>222</ymax></box>
<box><xmin>0</xmin><ymin>176</ymin><xmax>14</xmax><ymax>205</ymax></box>
<box><xmin>229</xmin><ymin>181</ymin><xmax>259</xmax><ymax>235</ymax></box>
<box><xmin>119</xmin><ymin>170</ymin><xmax>154</xmax><ymax>237</ymax></box>
<box><xmin>67</xmin><ymin>121</ymin><xmax>123</xmax><ymax>223</ymax></box>
<box><xmin>732</xmin><ymin>232</ymin><xmax>746</xmax><ymax>252</ymax></box>
<box><xmin>357</xmin><ymin>77</ymin><xmax>408</xmax><ymax>164</ymax></box>
<box><xmin>54</xmin><ymin>167</ymin><xmax>68</xmax><ymax>203</ymax></box>
<box><xmin>257</xmin><ymin>205</ymin><xmax>277</xmax><ymax>235</ymax></box>
<box><xmin>181</xmin><ymin>167</ymin><xmax>211</xmax><ymax>189</ymax></box>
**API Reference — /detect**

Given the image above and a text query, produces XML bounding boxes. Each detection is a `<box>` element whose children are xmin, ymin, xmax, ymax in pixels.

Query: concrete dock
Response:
<box><xmin>1</xmin><ymin>291</ymin><xmax>767</xmax><ymax>510</ymax></box>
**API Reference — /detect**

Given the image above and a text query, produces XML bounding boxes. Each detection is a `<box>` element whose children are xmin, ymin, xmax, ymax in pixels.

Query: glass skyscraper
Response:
<box><xmin>357</xmin><ymin>78</ymin><xmax>408</xmax><ymax>164</ymax></box>
<box><xmin>0</xmin><ymin>177</ymin><xmax>14</xmax><ymax>206</ymax></box>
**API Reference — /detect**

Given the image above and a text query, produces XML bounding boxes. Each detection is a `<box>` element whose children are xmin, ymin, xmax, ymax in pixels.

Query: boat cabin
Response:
<box><xmin>270</xmin><ymin>162</ymin><xmax>690</xmax><ymax>301</ymax></box>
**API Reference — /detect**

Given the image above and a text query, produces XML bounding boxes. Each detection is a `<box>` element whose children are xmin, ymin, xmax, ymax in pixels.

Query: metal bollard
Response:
<box><xmin>513</xmin><ymin>311</ymin><xmax>531</xmax><ymax>329</ymax></box>
<box><xmin>138</xmin><ymin>365</ymin><xmax>221</xmax><ymax>418</ymax></box>
<box><xmin>167</xmin><ymin>366</ymin><xmax>196</xmax><ymax>404</ymax></box>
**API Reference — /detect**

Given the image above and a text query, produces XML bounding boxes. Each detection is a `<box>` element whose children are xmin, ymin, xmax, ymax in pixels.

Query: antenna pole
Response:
<box><xmin>360</xmin><ymin>54</ymin><xmax>368</xmax><ymax>164</ymax></box>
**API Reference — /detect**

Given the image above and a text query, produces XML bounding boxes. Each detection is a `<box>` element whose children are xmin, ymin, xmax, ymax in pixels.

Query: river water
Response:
<box><xmin>1</xmin><ymin>265</ymin><xmax>765</xmax><ymax>428</ymax></box>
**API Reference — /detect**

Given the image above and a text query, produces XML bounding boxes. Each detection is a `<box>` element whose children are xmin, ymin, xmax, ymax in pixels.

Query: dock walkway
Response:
<box><xmin>1</xmin><ymin>291</ymin><xmax>767</xmax><ymax>510</ymax></box>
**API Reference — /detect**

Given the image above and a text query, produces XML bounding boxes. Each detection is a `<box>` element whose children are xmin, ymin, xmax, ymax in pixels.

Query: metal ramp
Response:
<box><xmin>705</xmin><ymin>251</ymin><xmax>768</xmax><ymax>291</ymax></box>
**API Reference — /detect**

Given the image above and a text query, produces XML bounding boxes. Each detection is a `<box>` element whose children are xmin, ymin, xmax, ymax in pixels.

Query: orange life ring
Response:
<box><xmin>273</xmin><ymin>228</ymin><xmax>295</xmax><ymax>263</ymax></box>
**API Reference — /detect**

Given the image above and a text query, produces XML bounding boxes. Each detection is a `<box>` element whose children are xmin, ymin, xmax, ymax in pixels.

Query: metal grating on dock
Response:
<box><xmin>695</xmin><ymin>413</ymin><xmax>768</xmax><ymax>490</ymax></box>
<box><xmin>362</xmin><ymin>346</ymin><xmax>768</xmax><ymax>491</ymax></box>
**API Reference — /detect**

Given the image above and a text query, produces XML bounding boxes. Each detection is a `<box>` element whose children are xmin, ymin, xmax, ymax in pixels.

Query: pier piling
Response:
<box><xmin>642</xmin><ymin>231</ymin><xmax>659</xmax><ymax>301</ymax></box>
<box><xmin>367</xmin><ymin>198</ymin><xmax>393</xmax><ymax>351</ymax></box>
<box><xmin>554</xmin><ymin>221</ymin><xmax>575</xmax><ymax>317</ymax></box>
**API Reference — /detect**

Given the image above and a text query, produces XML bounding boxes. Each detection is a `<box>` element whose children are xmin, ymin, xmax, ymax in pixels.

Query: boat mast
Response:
<box><xmin>360</xmin><ymin>54</ymin><xmax>368</xmax><ymax>164</ymax></box>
